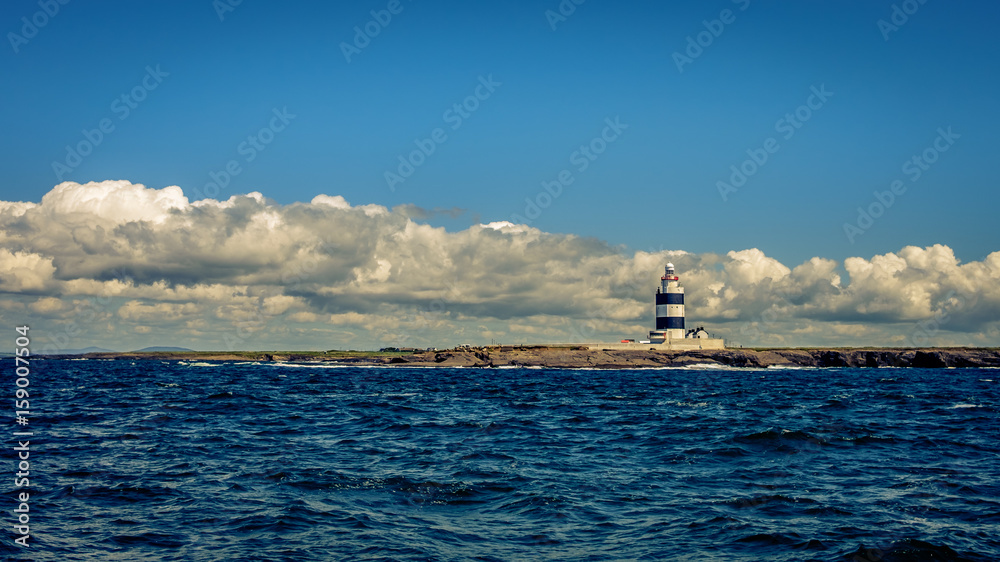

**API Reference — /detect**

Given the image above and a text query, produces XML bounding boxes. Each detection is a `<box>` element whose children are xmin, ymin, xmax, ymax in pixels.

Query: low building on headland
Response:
<box><xmin>586</xmin><ymin>263</ymin><xmax>725</xmax><ymax>351</ymax></box>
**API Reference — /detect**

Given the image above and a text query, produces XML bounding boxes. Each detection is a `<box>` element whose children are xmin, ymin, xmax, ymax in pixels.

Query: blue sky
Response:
<box><xmin>5</xmin><ymin>0</ymin><xmax>997</xmax><ymax>264</ymax></box>
<box><xmin>2</xmin><ymin>1</ymin><xmax>999</xmax><ymax>350</ymax></box>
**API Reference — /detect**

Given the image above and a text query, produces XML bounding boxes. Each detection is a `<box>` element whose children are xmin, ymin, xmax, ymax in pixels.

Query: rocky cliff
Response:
<box><xmin>359</xmin><ymin>347</ymin><xmax>1000</xmax><ymax>369</ymax></box>
<box><xmin>66</xmin><ymin>347</ymin><xmax>1000</xmax><ymax>369</ymax></box>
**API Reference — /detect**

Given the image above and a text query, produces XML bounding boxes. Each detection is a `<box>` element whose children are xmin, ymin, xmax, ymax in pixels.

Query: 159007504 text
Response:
<box><xmin>13</xmin><ymin>325</ymin><xmax>32</xmax><ymax>548</ymax></box>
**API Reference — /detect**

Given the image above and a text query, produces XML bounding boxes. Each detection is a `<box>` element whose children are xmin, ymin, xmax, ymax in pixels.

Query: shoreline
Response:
<box><xmin>41</xmin><ymin>347</ymin><xmax>1000</xmax><ymax>369</ymax></box>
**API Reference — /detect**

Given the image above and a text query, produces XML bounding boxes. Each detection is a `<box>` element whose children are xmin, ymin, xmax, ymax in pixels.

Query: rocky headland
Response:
<box><xmin>61</xmin><ymin>346</ymin><xmax>1000</xmax><ymax>369</ymax></box>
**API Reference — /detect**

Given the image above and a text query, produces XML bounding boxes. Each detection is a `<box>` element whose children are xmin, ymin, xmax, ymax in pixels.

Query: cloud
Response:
<box><xmin>2</xmin><ymin>180</ymin><xmax>997</xmax><ymax>351</ymax></box>
<box><xmin>393</xmin><ymin>203</ymin><xmax>466</xmax><ymax>221</ymax></box>
<box><xmin>42</xmin><ymin>180</ymin><xmax>188</xmax><ymax>225</ymax></box>
<box><xmin>29</xmin><ymin>296</ymin><xmax>65</xmax><ymax>314</ymax></box>
<box><xmin>117</xmin><ymin>300</ymin><xmax>201</xmax><ymax>323</ymax></box>
<box><xmin>0</xmin><ymin>249</ymin><xmax>57</xmax><ymax>292</ymax></box>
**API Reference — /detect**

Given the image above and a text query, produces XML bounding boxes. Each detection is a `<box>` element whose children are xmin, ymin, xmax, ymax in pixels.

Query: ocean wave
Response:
<box><xmin>177</xmin><ymin>361</ymin><xmax>224</xmax><ymax>367</ymax></box>
<box><xmin>28</xmin><ymin>359</ymin><xmax>1000</xmax><ymax>561</ymax></box>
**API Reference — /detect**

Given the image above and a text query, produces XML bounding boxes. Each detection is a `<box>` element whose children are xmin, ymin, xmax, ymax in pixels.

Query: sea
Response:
<box><xmin>4</xmin><ymin>360</ymin><xmax>998</xmax><ymax>561</ymax></box>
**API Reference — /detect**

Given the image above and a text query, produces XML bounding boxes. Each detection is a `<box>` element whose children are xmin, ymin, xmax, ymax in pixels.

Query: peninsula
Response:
<box><xmin>57</xmin><ymin>346</ymin><xmax>1000</xmax><ymax>369</ymax></box>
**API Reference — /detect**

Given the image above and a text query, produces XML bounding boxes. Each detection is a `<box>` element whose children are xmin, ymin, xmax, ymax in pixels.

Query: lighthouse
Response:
<box><xmin>646</xmin><ymin>262</ymin><xmax>689</xmax><ymax>345</ymax></box>
<box><xmin>586</xmin><ymin>262</ymin><xmax>724</xmax><ymax>350</ymax></box>
<box><xmin>654</xmin><ymin>263</ymin><xmax>685</xmax><ymax>340</ymax></box>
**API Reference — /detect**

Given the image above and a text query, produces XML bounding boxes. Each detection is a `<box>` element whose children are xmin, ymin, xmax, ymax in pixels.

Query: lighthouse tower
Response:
<box><xmin>587</xmin><ymin>262</ymin><xmax>723</xmax><ymax>350</ymax></box>
<box><xmin>654</xmin><ymin>263</ymin><xmax>684</xmax><ymax>340</ymax></box>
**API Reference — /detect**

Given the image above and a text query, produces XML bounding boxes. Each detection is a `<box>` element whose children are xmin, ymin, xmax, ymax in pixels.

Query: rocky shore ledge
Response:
<box><xmin>66</xmin><ymin>347</ymin><xmax>1000</xmax><ymax>369</ymax></box>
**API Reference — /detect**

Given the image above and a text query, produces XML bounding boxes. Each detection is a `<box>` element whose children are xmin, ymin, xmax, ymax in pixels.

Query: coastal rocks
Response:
<box><xmin>816</xmin><ymin>350</ymin><xmax>849</xmax><ymax>367</ymax></box>
<box><xmin>800</xmin><ymin>349</ymin><xmax>1000</xmax><ymax>368</ymax></box>
<box><xmin>406</xmin><ymin>347</ymin><xmax>1000</xmax><ymax>368</ymax></box>
<box><xmin>772</xmin><ymin>349</ymin><xmax>816</xmax><ymax>366</ymax></box>
<box><xmin>429</xmin><ymin>352</ymin><xmax>482</xmax><ymax>367</ymax></box>
<box><xmin>910</xmin><ymin>350</ymin><xmax>948</xmax><ymax>368</ymax></box>
<box><xmin>74</xmin><ymin>347</ymin><xmax>1000</xmax><ymax>369</ymax></box>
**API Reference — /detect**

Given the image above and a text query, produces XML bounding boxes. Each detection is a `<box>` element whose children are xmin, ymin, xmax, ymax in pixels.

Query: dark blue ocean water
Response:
<box><xmin>4</xmin><ymin>360</ymin><xmax>999</xmax><ymax>561</ymax></box>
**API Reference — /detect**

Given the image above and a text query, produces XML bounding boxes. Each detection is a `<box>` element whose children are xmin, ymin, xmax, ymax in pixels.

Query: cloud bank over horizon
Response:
<box><xmin>2</xmin><ymin>181</ymin><xmax>997</xmax><ymax>352</ymax></box>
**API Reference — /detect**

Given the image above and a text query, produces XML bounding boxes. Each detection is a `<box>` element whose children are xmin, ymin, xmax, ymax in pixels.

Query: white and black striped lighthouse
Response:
<box><xmin>654</xmin><ymin>263</ymin><xmax>685</xmax><ymax>340</ymax></box>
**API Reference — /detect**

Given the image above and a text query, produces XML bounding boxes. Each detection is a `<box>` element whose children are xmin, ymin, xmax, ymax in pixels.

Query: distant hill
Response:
<box><xmin>35</xmin><ymin>346</ymin><xmax>118</xmax><ymax>355</ymax></box>
<box><xmin>132</xmin><ymin>346</ymin><xmax>195</xmax><ymax>352</ymax></box>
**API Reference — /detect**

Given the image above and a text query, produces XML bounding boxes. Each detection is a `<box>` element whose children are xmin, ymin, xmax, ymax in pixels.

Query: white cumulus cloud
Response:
<box><xmin>2</xmin><ymin>181</ymin><xmax>997</xmax><ymax>351</ymax></box>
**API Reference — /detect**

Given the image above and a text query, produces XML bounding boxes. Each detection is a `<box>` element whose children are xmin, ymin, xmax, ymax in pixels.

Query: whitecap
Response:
<box><xmin>670</xmin><ymin>401</ymin><xmax>709</xmax><ymax>408</ymax></box>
